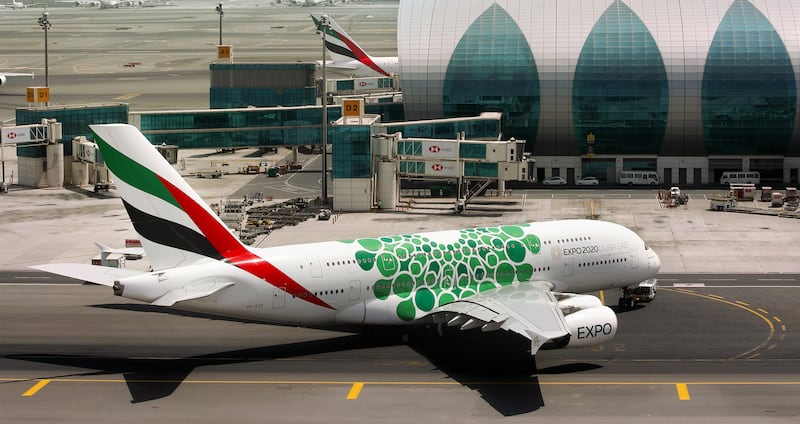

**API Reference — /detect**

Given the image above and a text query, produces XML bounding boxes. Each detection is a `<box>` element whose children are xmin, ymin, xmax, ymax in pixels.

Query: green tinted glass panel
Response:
<box><xmin>460</xmin><ymin>144</ymin><xmax>486</xmax><ymax>159</ymax></box>
<box><xmin>464</xmin><ymin>162</ymin><xmax>498</xmax><ymax>178</ymax></box>
<box><xmin>702</xmin><ymin>0</ymin><xmax>796</xmax><ymax>155</ymax></box>
<box><xmin>573</xmin><ymin>0</ymin><xmax>668</xmax><ymax>155</ymax></box>
<box><xmin>442</xmin><ymin>4</ymin><xmax>539</xmax><ymax>147</ymax></box>
<box><xmin>332</xmin><ymin>125</ymin><xmax>371</xmax><ymax>179</ymax></box>
<box><xmin>16</xmin><ymin>104</ymin><xmax>129</xmax><ymax>156</ymax></box>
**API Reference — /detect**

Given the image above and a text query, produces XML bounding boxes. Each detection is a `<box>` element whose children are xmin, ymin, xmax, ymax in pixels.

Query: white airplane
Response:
<box><xmin>311</xmin><ymin>14</ymin><xmax>399</xmax><ymax>77</ymax></box>
<box><xmin>279</xmin><ymin>0</ymin><xmax>333</xmax><ymax>6</ymax></box>
<box><xmin>60</xmin><ymin>0</ymin><xmax>165</xmax><ymax>8</ymax></box>
<box><xmin>0</xmin><ymin>72</ymin><xmax>34</xmax><ymax>87</ymax></box>
<box><xmin>0</xmin><ymin>1</ymin><xmax>28</xmax><ymax>9</ymax></box>
<box><xmin>34</xmin><ymin>124</ymin><xmax>660</xmax><ymax>356</ymax></box>
<box><xmin>59</xmin><ymin>0</ymin><xmax>102</xmax><ymax>6</ymax></box>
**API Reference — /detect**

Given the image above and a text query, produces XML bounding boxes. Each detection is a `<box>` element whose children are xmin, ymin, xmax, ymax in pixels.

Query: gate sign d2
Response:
<box><xmin>1</xmin><ymin>127</ymin><xmax>31</xmax><ymax>145</ymax></box>
<box><xmin>342</xmin><ymin>99</ymin><xmax>364</xmax><ymax>118</ymax></box>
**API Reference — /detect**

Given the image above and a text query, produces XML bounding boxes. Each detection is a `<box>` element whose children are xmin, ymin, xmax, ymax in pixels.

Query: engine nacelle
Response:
<box><xmin>0</xmin><ymin>75</ymin><xmax>7</xmax><ymax>87</ymax></box>
<box><xmin>563</xmin><ymin>305</ymin><xmax>618</xmax><ymax>348</ymax></box>
<box><xmin>557</xmin><ymin>293</ymin><xmax>603</xmax><ymax>314</ymax></box>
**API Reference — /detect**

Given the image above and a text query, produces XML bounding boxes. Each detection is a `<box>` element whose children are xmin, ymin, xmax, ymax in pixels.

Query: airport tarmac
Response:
<box><xmin>0</xmin><ymin>270</ymin><xmax>799</xmax><ymax>422</ymax></box>
<box><xmin>2</xmin><ymin>1</ymin><xmax>800</xmax><ymax>421</ymax></box>
<box><xmin>4</xmin><ymin>148</ymin><xmax>800</xmax><ymax>274</ymax></box>
<box><xmin>0</xmin><ymin>0</ymin><xmax>399</xmax><ymax>121</ymax></box>
<box><xmin>2</xmin><ymin>170</ymin><xmax>800</xmax><ymax>422</ymax></box>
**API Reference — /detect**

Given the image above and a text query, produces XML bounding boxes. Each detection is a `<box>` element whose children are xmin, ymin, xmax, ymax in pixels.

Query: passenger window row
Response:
<box><xmin>555</xmin><ymin>236</ymin><xmax>591</xmax><ymax>244</ymax></box>
<box><xmin>578</xmin><ymin>257</ymin><xmax>627</xmax><ymax>268</ymax></box>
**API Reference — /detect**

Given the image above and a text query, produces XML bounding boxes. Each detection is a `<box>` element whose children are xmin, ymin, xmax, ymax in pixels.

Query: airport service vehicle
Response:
<box><xmin>35</xmin><ymin>124</ymin><xmax>660</xmax><ymax>356</ymax></box>
<box><xmin>195</xmin><ymin>170</ymin><xmax>222</xmax><ymax>179</ymax></box>
<box><xmin>619</xmin><ymin>278</ymin><xmax>658</xmax><ymax>310</ymax></box>
<box><xmin>669</xmin><ymin>187</ymin><xmax>681</xmax><ymax>198</ymax></box>
<box><xmin>709</xmin><ymin>193</ymin><xmax>736</xmax><ymax>211</ymax></box>
<box><xmin>619</xmin><ymin>171</ymin><xmax>660</xmax><ymax>186</ymax></box>
<box><xmin>719</xmin><ymin>171</ymin><xmax>760</xmax><ymax>186</ymax></box>
<box><xmin>311</xmin><ymin>14</ymin><xmax>399</xmax><ymax>77</ymax></box>
<box><xmin>576</xmin><ymin>176</ymin><xmax>599</xmax><ymax>186</ymax></box>
<box><xmin>543</xmin><ymin>176</ymin><xmax>567</xmax><ymax>186</ymax></box>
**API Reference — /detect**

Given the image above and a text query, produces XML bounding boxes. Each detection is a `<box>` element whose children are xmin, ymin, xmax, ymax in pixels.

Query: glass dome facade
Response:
<box><xmin>398</xmin><ymin>0</ymin><xmax>800</xmax><ymax>157</ymax></box>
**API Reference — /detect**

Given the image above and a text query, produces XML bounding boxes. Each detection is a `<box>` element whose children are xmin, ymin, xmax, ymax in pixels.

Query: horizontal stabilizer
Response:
<box><xmin>0</xmin><ymin>73</ymin><xmax>34</xmax><ymax>78</ymax></box>
<box><xmin>31</xmin><ymin>263</ymin><xmax>145</xmax><ymax>287</ymax></box>
<box><xmin>94</xmin><ymin>242</ymin><xmax>146</xmax><ymax>258</ymax></box>
<box><xmin>151</xmin><ymin>281</ymin><xmax>235</xmax><ymax>307</ymax></box>
<box><xmin>315</xmin><ymin>60</ymin><xmax>359</xmax><ymax>70</ymax></box>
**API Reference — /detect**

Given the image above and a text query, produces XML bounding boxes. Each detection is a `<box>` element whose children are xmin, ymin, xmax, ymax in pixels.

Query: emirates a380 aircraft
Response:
<box><xmin>312</xmin><ymin>14</ymin><xmax>399</xmax><ymax>77</ymax></box>
<box><xmin>35</xmin><ymin>124</ymin><xmax>660</xmax><ymax>355</ymax></box>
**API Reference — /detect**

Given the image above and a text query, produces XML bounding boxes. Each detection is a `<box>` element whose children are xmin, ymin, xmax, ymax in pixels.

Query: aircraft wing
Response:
<box><xmin>31</xmin><ymin>263</ymin><xmax>145</xmax><ymax>287</ymax></box>
<box><xmin>428</xmin><ymin>283</ymin><xmax>571</xmax><ymax>354</ymax></box>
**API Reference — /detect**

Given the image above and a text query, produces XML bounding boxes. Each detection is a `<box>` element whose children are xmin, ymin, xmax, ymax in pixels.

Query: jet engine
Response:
<box><xmin>548</xmin><ymin>293</ymin><xmax>618</xmax><ymax>349</ymax></box>
<box><xmin>563</xmin><ymin>305</ymin><xmax>617</xmax><ymax>348</ymax></box>
<box><xmin>0</xmin><ymin>75</ymin><xmax>7</xmax><ymax>87</ymax></box>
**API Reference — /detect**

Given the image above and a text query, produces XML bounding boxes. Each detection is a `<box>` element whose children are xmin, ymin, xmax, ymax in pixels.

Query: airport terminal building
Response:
<box><xmin>398</xmin><ymin>0</ymin><xmax>800</xmax><ymax>184</ymax></box>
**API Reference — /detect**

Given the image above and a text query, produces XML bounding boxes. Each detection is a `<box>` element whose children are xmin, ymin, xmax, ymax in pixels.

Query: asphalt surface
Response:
<box><xmin>0</xmin><ymin>273</ymin><xmax>798</xmax><ymax>422</ymax></box>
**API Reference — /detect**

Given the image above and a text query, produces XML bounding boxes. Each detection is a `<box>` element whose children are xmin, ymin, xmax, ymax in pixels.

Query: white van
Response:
<box><xmin>619</xmin><ymin>171</ymin><xmax>660</xmax><ymax>186</ymax></box>
<box><xmin>719</xmin><ymin>171</ymin><xmax>760</xmax><ymax>185</ymax></box>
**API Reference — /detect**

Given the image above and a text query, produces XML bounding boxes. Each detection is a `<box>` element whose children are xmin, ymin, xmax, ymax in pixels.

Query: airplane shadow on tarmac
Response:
<box><xmin>5</xmin><ymin>303</ymin><xmax>605</xmax><ymax>416</ymax></box>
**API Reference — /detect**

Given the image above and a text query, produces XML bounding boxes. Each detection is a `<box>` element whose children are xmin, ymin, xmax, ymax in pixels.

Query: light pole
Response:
<box><xmin>215</xmin><ymin>3</ymin><xmax>223</xmax><ymax>45</ymax></box>
<box><xmin>37</xmin><ymin>11</ymin><xmax>51</xmax><ymax>89</ymax></box>
<box><xmin>319</xmin><ymin>14</ymin><xmax>329</xmax><ymax>205</ymax></box>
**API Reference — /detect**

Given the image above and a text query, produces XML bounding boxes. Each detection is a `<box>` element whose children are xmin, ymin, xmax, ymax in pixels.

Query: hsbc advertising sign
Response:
<box><xmin>421</xmin><ymin>141</ymin><xmax>458</xmax><ymax>159</ymax></box>
<box><xmin>1</xmin><ymin>127</ymin><xmax>31</xmax><ymax>145</ymax></box>
<box><xmin>354</xmin><ymin>78</ymin><xmax>379</xmax><ymax>90</ymax></box>
<box><xmin>426</xmin><ymin>161</ymin><xmax>459</xmax><ymax>177</ymax></box>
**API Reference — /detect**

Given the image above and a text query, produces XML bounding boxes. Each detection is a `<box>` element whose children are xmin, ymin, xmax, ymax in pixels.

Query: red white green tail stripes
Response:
<box><xmin>311</xmin><ymin>13</ymin><xmax>391</xmax><ymax>77</ymax></box>
<box><xmin>90</xmin><ymin>124</ymin><xmax>333</xmax><ymax>310</ymax></box>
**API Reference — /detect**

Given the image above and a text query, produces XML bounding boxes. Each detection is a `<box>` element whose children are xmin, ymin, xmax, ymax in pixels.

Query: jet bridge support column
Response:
<box><xmin>45</xmin><ymin>143</ymin><xmax>64</xmax><ymax>188</ymax></box>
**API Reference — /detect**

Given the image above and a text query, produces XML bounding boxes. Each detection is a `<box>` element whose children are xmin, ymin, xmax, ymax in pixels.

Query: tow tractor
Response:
<box><xmin>618</xmin><ymin>278</ymin><xmax>657</xmax><ymax>310</ymax></box>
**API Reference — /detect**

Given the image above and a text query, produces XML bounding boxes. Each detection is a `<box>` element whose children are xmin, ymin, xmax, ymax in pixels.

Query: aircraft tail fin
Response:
<box><xmin>311</xmin><ymin>13</ymin><xmax>391</xmax><ymax>76</ymax></box>
<box><xmin>89</xmin><ymin>124</ymin><xmax>251</xmax><ymax>271</ymax></box>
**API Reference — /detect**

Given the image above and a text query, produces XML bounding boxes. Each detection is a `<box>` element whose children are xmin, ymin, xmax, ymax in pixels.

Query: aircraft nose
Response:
<box><xmin>649</xmin><ymin>250</ymin><xmax>661</xmax><ymax>271</ymax></box>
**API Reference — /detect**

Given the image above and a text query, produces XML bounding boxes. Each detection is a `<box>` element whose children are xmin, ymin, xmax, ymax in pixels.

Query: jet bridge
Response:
<box><xmin>1</xmin><ymin>119</ymin><xmax>63</xmax><ymax>188</ymax></box>
<box><xmin>375</xmin><ymin>132</ymin><xmax>533</xmax><ymax>212</ymax></box>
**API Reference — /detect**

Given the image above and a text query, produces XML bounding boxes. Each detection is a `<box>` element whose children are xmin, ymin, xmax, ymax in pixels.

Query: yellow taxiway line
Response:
<box><xmin>676</xmin><ymin>383</ymin><xmax>691</xmax><ymax>400</ymax></box>
<box><xmin>346</xmin><ymin>382</ymin><xmax>364</xmax><ymax>400</ymax></box>
<box><xmin>9</xmin><ymin>377</ymin><xmax>800</xmax><ymax>400</ymax></box>
<box><xmin>22</xmin><ymin>379</ymin><xmax>50</xmax><ymax>397</ymax></box>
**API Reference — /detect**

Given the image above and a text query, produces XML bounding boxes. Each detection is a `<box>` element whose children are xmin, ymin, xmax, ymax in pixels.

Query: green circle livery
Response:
<box><xmin>342</xmin><ymin>225</ymin><xmax>538</xmax><ymax>320</ymax></box>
